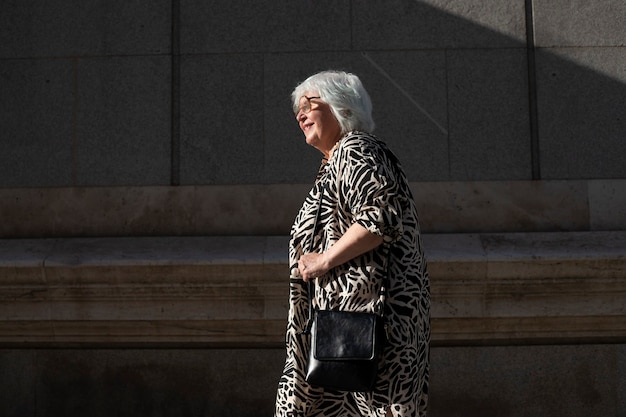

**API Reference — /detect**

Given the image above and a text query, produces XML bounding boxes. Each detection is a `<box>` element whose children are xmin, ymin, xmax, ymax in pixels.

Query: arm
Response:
<box><xmin>297</xmin><ymin>222</ymin><xmax>383</xmax><ymax>282</ymax></box>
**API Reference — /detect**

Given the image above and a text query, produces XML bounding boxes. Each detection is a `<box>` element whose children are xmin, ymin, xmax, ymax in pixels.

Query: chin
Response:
<box><xmin>305</xmin><ymin>135</ymin><xmax>319</xmax><ymax>147</ymax></box>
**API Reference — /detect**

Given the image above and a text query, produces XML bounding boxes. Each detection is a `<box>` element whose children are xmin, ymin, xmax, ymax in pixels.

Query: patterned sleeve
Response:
<box><xmin>340</xmin><ymin>135</ymin><xmax>404</xmax><ymax>243</ymax></box>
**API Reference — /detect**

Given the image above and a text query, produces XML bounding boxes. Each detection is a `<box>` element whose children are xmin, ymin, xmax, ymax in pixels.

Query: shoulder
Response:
<box><xmin>340</xmin><ymin>131</ymin><xmax>386</xmax><ymax>156</ymax></box>
<box><xmin>339</xmin><ymin>131</ymin><xmax>404</xmax><ymax>177</ymax></box>
<box><xmin>342</xmin><ymin>130</ymin><xmax>380</xmax><ymax>147</ymax></box>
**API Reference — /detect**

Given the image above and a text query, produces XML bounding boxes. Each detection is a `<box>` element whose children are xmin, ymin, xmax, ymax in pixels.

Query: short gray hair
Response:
<box><xmin>291</xmin><ymin>70</ymin><xmax>375</xmax><ymax>133</ymax></box>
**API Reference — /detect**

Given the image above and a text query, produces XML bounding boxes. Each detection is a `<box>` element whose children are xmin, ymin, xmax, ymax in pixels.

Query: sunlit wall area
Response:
<box><xmin>0</xmin><ymin>0</ymin><xmax>624</xmax><ymax>189</ymax></box>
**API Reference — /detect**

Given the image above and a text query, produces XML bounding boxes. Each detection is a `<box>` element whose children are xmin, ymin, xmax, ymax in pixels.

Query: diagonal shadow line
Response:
<box><xmin>361</xmin><ymin>51</ymin><xmax>449</xmax><ymax>136</ymax></box>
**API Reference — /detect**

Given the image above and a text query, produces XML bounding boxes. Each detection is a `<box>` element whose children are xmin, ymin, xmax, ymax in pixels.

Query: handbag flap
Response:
<box><xmin>312</xmin><ymin>310</ymin><xmax>379</xmax><ymax>361</ymax></box>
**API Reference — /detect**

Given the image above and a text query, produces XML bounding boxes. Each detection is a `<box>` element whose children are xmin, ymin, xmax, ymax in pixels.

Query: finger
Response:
<box><xmin>302</xmin><ymin>272</ymin><xmax>318</xmax><ymax>282</ymax></box>
<box><xmin>298</xmin><ymin>259</ymin><xmax>307</xmax><ymax>273</ymax></box>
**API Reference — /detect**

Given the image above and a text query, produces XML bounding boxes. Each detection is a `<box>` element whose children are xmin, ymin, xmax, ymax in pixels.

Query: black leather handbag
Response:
<box><xmin>305</xmin><ymin>307</ymin><xmax>385</xmax><ymax>391</ymax></box>
<box><xmin>301</xmin><ymin>190</ymin><xmax>388</xmax><ymax>392</ymax></box>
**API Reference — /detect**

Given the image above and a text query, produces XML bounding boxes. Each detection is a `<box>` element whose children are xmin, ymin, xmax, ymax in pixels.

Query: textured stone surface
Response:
<box><xmin>536</xmin><ymin>47</ymin><xmax>626</xmax><ymax>179</ymax></box>
<box><xmin>0</xmin><ymin>59</ymin><xmax>75</xmax><ymax>187</ymax></box>
<box><xmin>75</xmin><ymin>56</ymin><xmax>172</xmax><ymax>185</ymax></box>
<box><xmin>0</xmin><ymin>55</ymin><xmax>171</xmax><ymax>187</ymax></box>
<box><xmin>3</xmin><ymin>180</ymin><xmax>623</xmax><ymax>238</ymax></box>
<box><xmin>1</xmin><ymin>232</ymin><xmax>625</xmax><ymax>416</ymax></box>
<box><xmin>533</xmin><ymin>0</ymin><xmax>626</xmax><ymax>47</ymax></box>
<box><xmin>2</xmin><ymin>0</ymin><xmax>625</xmax><ymax>186</ymax></box>
<box><xmin>589</xmin><ymin>179</ymin><xmax>626</xmax><ymax>231</ymax></box>
<box><xmin>429</xmin><ymin>344</ymin><xmax>625</xmax><ymax>417</ymax></box>
<box><xmin>0</xmin><ymin>344</ymin><xmax>624</xmax><ymax>417</ymax></box>
<box><xmin>415</xmin><ymin>180</ymin><xmax>590</xmax><ymax>233</ymax></box>
<box><xmin>0</xmin><ymin>185</ymin><xmax>310</xmax><ymax>238</ymax></box>
<box><xmin>180</xmin><ymin>0</ymin><xmax>351</xmax><ymax>54</ymax></box>
<box><xmin>447</xmin><ymin>48</ymin><xmax>531</xmax><ymax>180</ymax></box>
<box><xmin>0</xmin><ymin>348</ymin><xmax>284</xmax><ymax>417</ymax></box>
<box><xmin>353</xmin><ymin>0</ymin><xmax>525</xmax><ymax>49</ymax></box>
<box><xmin>0</xmin><ymin>0</ymin><xmax>171</xmax><ymax>58</ymax></box>
<box><xmin>356</xmin><ymin>51</ymin><xmax>451</xmax><ymax>181</ymax></box>
<box><xmin>1</xmin><ymin>232</ymin><xmax>624</xmax><ymax>346</ymax></box>
<box><xmin>180</xmin><ymin>54</ymin><xmax>265</xmax><ymax>184</ymax></box>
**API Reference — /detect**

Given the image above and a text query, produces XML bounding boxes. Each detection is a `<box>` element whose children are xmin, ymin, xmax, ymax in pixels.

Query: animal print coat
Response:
<box><xmin>274</xmin><ymin>131</ymin><xmax>430</xmax><ymax>417</ymax></box>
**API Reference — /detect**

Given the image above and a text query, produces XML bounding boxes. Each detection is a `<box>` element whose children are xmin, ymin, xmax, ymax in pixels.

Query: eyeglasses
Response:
<box><xmin>295</xmin><ymin>96</ymin><xmax>321</xmax><ymax>116</ymax></box>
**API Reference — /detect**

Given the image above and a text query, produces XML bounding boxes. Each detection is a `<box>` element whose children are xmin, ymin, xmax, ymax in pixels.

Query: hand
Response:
<box><xmin>292</xmin><ymin>223</ymin><xmax>383</xmax><ymax>282</ymax></box>
<box><xmin>297</xmin><ymin>252</ymin><xmax>330</xmax><ymax>282</ymax></box>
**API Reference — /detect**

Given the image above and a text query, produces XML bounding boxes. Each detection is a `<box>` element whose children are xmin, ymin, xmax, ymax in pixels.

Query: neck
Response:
<box><xmin>326</xmin><ymin>138</ymin><xmax>342</xmax><ymax>160</ymax></box>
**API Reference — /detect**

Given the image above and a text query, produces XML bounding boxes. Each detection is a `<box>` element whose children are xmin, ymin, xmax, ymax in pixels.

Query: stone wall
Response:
<box><xmin>1</xmin><ymin>232</ymin><xmax>625</xmax><ymax>416</ymax></box>
<box><xmin>1</xmin><ymin>180</ymin><xmax>626</xmax><ymax>238</ymax></box>
<box><xmin>1</xmin><ymin>1</ymin><xmax>625</xmax><ymax>417</ymax></box>
<box><xmin>2</xmin><ymin>233</ymin><xmax>625</xmax><ymax>347</ymax></box>
<box><xmin>2</xmin><ymin>344</ymin><xmax>624</xmax><ymax>417</ymax></box>
<box><xmin>1</xmin><ymin>1</ymin><xmax>624</xmax><ymax>187</ymax></box>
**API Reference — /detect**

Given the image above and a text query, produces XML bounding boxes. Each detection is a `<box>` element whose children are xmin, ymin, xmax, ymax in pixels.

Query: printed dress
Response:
<box><xmin>274</xmin><ymin>131</ymin><xmax>430</xmax><ymax>417</ymax></box>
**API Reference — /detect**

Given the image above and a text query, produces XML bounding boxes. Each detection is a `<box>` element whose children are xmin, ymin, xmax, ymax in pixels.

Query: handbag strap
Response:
<box><xmin>302</xmin><ymin>195</ymin><xmax>323</xmax><ymax>334</ymax></box>
<box><xmin>301</xmin><ymin>185</ymin><xmax>391</xmax><ymax>334</ymax></box>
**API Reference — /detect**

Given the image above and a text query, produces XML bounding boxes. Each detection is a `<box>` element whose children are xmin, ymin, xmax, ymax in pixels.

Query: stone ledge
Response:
<box><xmin>0</xmin><ymin>232</ymin><xmax>625</xmax><ymax>347</ymax></box>
<box><xmin>1</xmin><ymin>180</ymin><xmax>625</xmax><ymax>238</ymax></box>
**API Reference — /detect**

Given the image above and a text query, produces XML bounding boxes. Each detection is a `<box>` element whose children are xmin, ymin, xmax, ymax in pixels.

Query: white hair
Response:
<box><xmin>291</xmin><ymin>70</ymin><xmax>375</xmax><ymax>133</ymax></box>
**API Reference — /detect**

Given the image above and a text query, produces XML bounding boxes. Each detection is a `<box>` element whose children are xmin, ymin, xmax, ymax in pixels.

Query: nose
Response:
<box><xmin>295</xmin><ymin>109</ymin><xmax>306</xmax><ymax>121</ymax></box>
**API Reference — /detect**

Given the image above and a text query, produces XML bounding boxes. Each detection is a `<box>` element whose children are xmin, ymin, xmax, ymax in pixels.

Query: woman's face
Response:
<box><xmin>295</xmin><ymin>93</ymin><xmax>342</xmax><ymax>157</ymax></box>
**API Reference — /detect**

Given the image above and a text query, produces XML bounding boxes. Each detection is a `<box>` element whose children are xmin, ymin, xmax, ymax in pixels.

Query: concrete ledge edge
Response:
<box><xmin>1</xmin><ymin>231</ymin><xmax>625</xmax><ymax>347</ymax></box>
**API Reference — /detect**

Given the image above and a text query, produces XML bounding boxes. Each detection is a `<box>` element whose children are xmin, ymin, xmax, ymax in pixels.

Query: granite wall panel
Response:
<box><xmin>588</xmin><ymin>179</ymin><xmax>626</xmax><ymax>231</ymax></box>
<box><xmin>533</xmin><ymin>0</ymin><xmax>626</xmax><ymax>47</ymax></box>
<box><xmin>0</xmin><ymin>349</ymin><xmax>284</xmax><ymax>417</ymax></box>
<box><xmin>357</xmin><ymin>50</ymin><xmax>450</xmax><ymax>181</ymax></box>
<box><xmin>429</xmin><ymin>344</ymin><xmax>623</xmax><ymax>417</ymax></box>
<box><xmin>1</xmin><ymin>0</ymin><xmax>625</xmax><ymax>184</ymax></box>
<box><xmin>353</xmin><ymin>0</ymin><xmax>526</xmax><ymax>49</ymax></box>
<box><xmin>179</xmin><ymin>54</ymin><xmax>265</xmax><ymax>184</ymax></box>
<box><xmin>180</xmin><ymin>0</ymin><xmax>351</xmax><ymax>54</ymax></box>
<box><xmin>74</xmin><ymin>56</ymin><xmax>172</xmax><ymax>186</ymax></box>
<box><xmin>447</xmin><ymin>48</ymin><xmax>531</xmax><ymax>180</ymax></box>
<box><xmin>0</xmin><ymin>0</ymin><xmax>171</xmax><ymax>58</ymax></box>
<box><xmin>1</xmin><ymin>345</ymin><xmax>624</xmax><ymax>417</ymax></box>
<box><xmin>536</xmin><ymin>47</ymin><xmax>626</xmax><ymax>179</ymax></box>
<box><xmin>0</xmin><ymin>59</ymin><xmax>75</xmax><ymax>187</ymax></box>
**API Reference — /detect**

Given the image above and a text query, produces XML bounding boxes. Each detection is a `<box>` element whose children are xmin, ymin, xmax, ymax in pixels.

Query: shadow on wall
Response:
<box><xmin>0</xmin><ymin>4</ymin><xmax>624</xmax><ymax>417</ymax></box>
<box><xmin>0</xmin><ymin>348</ymin><xmax>285</xmax><ymax>417</ymax></box>
<box><xmin>265</xmin><ymin>2</ymin><xmax>626</xmax><ymax>183</ymax></box>
<box><xmin>0</xmin><ymin>1</ymin><xmax>624</xmax><ymax>186</ymax></box>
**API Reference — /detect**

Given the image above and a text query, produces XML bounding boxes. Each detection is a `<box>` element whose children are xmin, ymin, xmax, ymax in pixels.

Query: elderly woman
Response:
<box><xmin>274</xmin><ymin>70</ymin><xmax>430</xmax><ymax>417</ymax></box>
